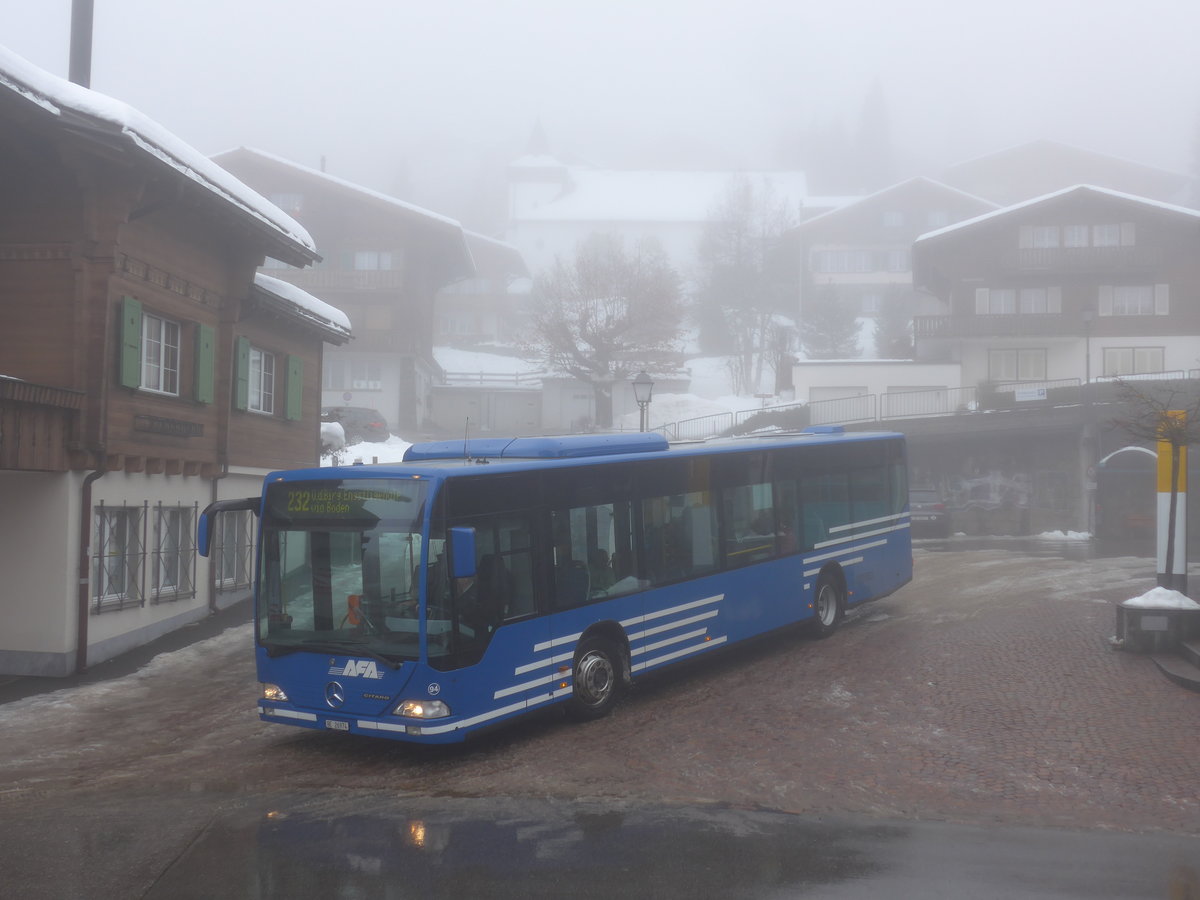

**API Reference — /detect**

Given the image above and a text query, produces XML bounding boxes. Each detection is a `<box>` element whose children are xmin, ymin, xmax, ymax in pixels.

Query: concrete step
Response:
<box><xmin>1150</xmin><ymin>650</ymin><xmax>1200</xmax><ymax>693</ymax></box>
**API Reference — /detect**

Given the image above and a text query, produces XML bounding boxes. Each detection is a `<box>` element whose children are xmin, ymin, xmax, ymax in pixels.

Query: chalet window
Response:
<box><xmin>882</xmin><ymin>211</ymin><xmax>904</xmax><ymax>228</ymax></box>
<box><xmin>93</xmin><ymin>504</ymin><xmax>144</xmax><ymax>612</ymax></box>
<box><xmin>141</xmin><ymin>313</ymin><xmax>180</xmax><ymax>395</ymax></box>
<box><xmin>988</xmin><ymin>348</ymin><xmax>1046</xmax><ymax>382</ymax></box>
<box><xmin>235</xmin><ymin>337</ymin><xmax>303</xmax><ymax>419</ymax></box>
<box><xmin>1018</xmin><ymin>287</ymin><xmax>1061</xmax><ymax>314</ymax></box>
<box><xmin>1099</xmin><ymin>285</ymin><xmax>1168</xmax><ymax>317</ymax></box>
<box><xmin>118</xmin><ymin>297</ymin><xmax>213</xmax><ymax>402</ymax></box>
<box><xmin>975</xmin><ymin>288</ymin><xmax>1016</xmax><ymax>315</ymax></box>
<box><xmin>152</xmin><ymin>503</ymin><xmax>196</xmax><ymax>602</ymax></box>
<box><xmin>1103</xmin><ymin>347</ymin><xmax>1164</xmax><ymax>377</ymax></box>
<box><xmin>353</xmin><ymin>250</ymin><xmax>394</xmax><ymax>270</ymax></box>
<box><xmin>1092</xmin><ymin>223</ymin><xmax>1135</xmax><ymax>247</ymax></box>
<box><xmin>268</xmin><ymin>192</ymin><xmax>303</xmax><ymax>215</ymax></box>
<box><xmin>886</xmin><ymin>249</ymin><xmax>909</xmax><ymax>272</ymax></box>
<box><xmin>248</xmin><ymin>346</ymin><xmax>275</xmax><ymax>414</ymax></box>
<box><xmin>1031</xmin><ymin>226</ymin><xmax>1059</xmax><ymax>249</ymax></box>
<box><xmin>1064</xmin><ymin>225</ymin><xmax>1088</xmax><ymax>248</ymax></box>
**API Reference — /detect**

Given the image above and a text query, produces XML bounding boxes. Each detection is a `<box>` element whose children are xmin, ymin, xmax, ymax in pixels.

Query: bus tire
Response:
<box><xmin>567</xmin><ymin>637</ymin><xmax>622</xmax><ymax>721</ymax></box>
<box><xmin>811</xmin><ymin>573</ymin><xmax>845</xmax><ymax>639</ymax></box>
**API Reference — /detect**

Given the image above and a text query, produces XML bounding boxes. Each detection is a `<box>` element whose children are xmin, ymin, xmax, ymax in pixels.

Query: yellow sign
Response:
<box><xmin>1156</xmin><ymin>410</ymin><xmax>1188</xmax><ymax>493</ymax></box>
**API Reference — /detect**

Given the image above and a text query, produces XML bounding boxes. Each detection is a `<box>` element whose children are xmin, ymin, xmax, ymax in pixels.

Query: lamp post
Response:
<box><xmin>632</xmin><ymin>371</ymin><xmax>654</xmax><ymax>432</ymax></box>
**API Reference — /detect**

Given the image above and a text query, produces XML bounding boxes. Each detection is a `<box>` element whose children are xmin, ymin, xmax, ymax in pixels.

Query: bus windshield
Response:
<box><xmin>258</xmin><ymin>478</ymin><xmax>430</xmax><ymax>664</ymax></box>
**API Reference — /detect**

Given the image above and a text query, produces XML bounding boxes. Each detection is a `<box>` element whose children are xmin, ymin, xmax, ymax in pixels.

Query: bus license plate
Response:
<box><xmin>325</xmin><ymin>719</ymin><xmax>349</xmax><ymax>731</ymax></box>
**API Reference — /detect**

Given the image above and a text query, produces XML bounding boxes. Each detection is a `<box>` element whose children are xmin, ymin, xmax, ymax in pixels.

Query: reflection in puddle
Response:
<box><xmin>146</xmin><ymin>798</ymin><xmax>889</xmax><ymax>899</ymax></box>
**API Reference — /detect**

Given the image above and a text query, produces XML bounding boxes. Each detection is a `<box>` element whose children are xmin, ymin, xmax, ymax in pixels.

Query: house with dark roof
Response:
<box><xmin>212</xmin><ymin>147</ymin><xmax>478</xmax><ymax>434</ymax></box>
<box><xmin>939</xmin><ymin>140</ymin><xmax>1192</xmax><ymax>207</ymax></box>
<box><xmin>0</xmin><ymin>46</ymin><xmax>350</xmax><ymax>676</ymax></box>
<box><xmin>912</xmin><ymin>184</ymin><xmax>1200</xmax><ymax>389</ymax></box>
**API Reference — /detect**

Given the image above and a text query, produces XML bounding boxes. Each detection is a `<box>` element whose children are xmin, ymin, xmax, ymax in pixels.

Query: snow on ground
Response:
<box><xmin>1036</xmin><ymin>530</ymin><xmax>1091</xmax><ymax>541</ymax></box>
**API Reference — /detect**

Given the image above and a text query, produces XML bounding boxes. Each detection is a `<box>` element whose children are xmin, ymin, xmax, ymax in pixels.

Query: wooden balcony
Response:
<box><xmin>263</xmin><ymin>267</ymin><xmax>407</xmax><ymax>293</ymax></box>
<box><xmin>0</xmin><ymin>378</ymin><xmax>84</xmax><ymax>471</ymax></box>
<box><xmin>914</xmin><ymin>314</ymin><xmax>1078</xmax><ymax>339</ymax></box>
<box><xmin>1002</xmin><ymin>246</ymin><xmax>1164</xmax><ymax>272</ymax></box>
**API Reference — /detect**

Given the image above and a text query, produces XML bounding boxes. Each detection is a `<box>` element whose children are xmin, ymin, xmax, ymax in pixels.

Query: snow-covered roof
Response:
<box><xmin>212</xmin><ymin>146</ymin><xmax>462</xmax><ymax>231</ymax></box>
<box><xmin>0</xmin><ymin>44</ymin><xmax>316</xmax><ymax>258</ymax></box>
<box><xmin>944</xmin><ymin>138</ymin><xmax>1192</xmax><ymax>181</ymax></box>
<box><xmin>792</xmin><ymin>176</ymin><xmax>997</xmax><ymax>231</ymax></box>
<box><xmin>515</xmin><ymin>167</ymin><xmax>810</xmax><ymax>224</ymax></box>
<box><xmin>253</xmin><ymin>273</ymin><xmax>351</xmax><ymax>340</ymax></box>
<box><xmin>915</xmin><ymin>183</ymin><xmax>1200</xmax><ymax>245</ymax></box>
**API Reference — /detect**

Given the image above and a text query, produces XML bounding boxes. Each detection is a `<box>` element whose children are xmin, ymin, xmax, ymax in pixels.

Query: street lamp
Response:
<box><xmin>632</xmin><ymin>371</ymin><xmax>654</xmax><ymax>432</ymax></box>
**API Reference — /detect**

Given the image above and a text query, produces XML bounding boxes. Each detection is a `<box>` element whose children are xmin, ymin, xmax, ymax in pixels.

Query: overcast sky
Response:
<box><xmin>3</xmin><ymin>0</ymin><xmax>1198</xmax><ymax>226</ymax></box>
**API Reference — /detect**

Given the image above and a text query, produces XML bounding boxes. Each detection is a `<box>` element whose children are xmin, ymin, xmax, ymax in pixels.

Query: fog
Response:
<box><xmin>4</xmin><ymin>0</ymin><xmax>1198</xmax><ymax>227</ymax></box>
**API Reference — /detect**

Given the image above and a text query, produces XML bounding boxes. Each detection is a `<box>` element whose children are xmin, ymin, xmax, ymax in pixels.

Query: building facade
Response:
<box><xmin>912</xmin><ymin>184</ymin><xmax>1200</xmax><ymax>390</ymax></box>
<box><xmin>0</xmin><ymin>48</ymin><xmax>349</xmax><ymax>676</ymax></box>
<box><xmin>213</xmin><ymin>148</ymin><xmax>477</xmax><ymax>435</ymax></box>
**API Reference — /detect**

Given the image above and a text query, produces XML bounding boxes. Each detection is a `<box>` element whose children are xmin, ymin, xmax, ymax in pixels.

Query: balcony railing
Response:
<box><xmin>263</xmin><ymin>268</ymin><xmax>408</xmax><ymax>292</ymax></box>
<box><xmin>1003</xmin><ymin>246</ymin><xmax>1164</xmax><ymax>271</ymax></box>
<box><xmin>915</xmin><ymin>314</ymin><xmax>1078</xmax><ymax>339</ymax></box>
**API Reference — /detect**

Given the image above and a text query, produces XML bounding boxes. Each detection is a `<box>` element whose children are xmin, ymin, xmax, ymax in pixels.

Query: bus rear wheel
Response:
<box><xmin>567</xmin><ymin>637</ymin><xmax>621</xmax><ymax>721</ymax></box>
<box><xmin>811</xmin><ymin>574</ymin><xmax>845</xmax><ymax>639</ymax></box>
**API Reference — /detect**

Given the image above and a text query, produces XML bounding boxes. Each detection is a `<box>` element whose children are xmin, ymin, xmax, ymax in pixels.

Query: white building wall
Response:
<box><xmin>793</xmin><ymin>361</ymin><xmax>964</xmax><ymax>400</ymax></box>
<box><xmin>0</xmin><ymin>471</ymin><xmax>78</xmax><ymax>675</ymax></box>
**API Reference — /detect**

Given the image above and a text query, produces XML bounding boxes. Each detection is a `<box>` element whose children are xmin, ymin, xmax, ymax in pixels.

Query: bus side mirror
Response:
<box><xmin>449</xmin><ymin>526</ymin><xmax>477</xmax><ymax>579</ymax></box>
<box><xmin>198</xmin><ymin>496</ymin><xmax>260</xmax><ymax>557</ymax></box>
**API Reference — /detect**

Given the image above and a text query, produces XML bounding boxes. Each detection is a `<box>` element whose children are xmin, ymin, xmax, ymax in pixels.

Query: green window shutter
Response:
<box><xmin>286</xmin><ymin>355</ymin><xmax>304</xmax><ymax>421</ymax></box>
<box><xmin>119</xmin><ymin>296</ymin><xmax>142</xmax><ymax>388</ymax></box>
<box><xmin>234</xmin><ymin>336</ymin><xmax>250</xmax><ymax>410</ymax></box>
<box><xmin>195</xmin><ymin>324</ymin><xmax>215</xmax><ymax>404</ymax></box>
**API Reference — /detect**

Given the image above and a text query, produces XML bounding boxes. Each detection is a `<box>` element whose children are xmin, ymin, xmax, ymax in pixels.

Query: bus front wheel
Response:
<box><xmin>567</xmin><ymin>637</ymin><xmax>621</xmax><ymax>721</ymax></box>
<box><xmin>811</xmin><ymin>574</ymin><xmax>845</xmax><ymax>639</ymax></box>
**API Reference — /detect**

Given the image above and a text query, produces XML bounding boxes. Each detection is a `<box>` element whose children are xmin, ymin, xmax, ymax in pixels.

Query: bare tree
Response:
<box><xmin>1112</xmin><ymin>378</ymin><xmax>1200</xmax><ymax>589</ymax></box>
<box><xmin>694</xmin><ymin>174</ymin><xmax>797</xmax><ymax>390</ymax></box>
<box><xmin>523</xmin><ymin>234</ymin><xmax>683</xmax><ymax>428</ymax></box>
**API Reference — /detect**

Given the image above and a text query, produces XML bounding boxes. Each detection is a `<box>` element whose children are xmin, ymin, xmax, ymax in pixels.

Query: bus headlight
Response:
<box><xmin>396</xmin><ymin>699</ymin><xmax>450</xmax><ymax>719</ymax></box>
<box><xmin>262</xmin><ymin>683</ymin><xmax>288</xmax><ymax>702</ymax></box>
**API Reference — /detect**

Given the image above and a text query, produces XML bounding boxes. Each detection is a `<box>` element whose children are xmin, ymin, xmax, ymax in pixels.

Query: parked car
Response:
<box><xmin>320</xmin><ymin>406</ymin><xmax>390</xmax><ymax>444</ymax></box>
<box><xmin>908</xmin><ymin>486</ymin><xmax>952</xmax><ymax>537</ymax></box>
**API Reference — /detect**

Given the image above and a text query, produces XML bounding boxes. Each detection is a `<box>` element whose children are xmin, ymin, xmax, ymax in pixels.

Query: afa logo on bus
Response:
<box><xmin>327</xmin><ymin>659</ymin><xmax>386</xmax><ymax>679</ymax></box>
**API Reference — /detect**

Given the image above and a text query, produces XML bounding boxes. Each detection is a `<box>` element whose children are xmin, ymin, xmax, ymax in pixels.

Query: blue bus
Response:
<box><xmin>199</xmin><ymin>427</ymin><xmax>912</xmax><ymax>744</ymax></box>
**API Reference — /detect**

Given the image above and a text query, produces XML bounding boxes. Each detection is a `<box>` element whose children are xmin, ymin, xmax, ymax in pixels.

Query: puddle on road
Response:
<box><xmin>145</xmin><ymin>797</ymin><xmax>888</xmax><ymax>899</ymax></box>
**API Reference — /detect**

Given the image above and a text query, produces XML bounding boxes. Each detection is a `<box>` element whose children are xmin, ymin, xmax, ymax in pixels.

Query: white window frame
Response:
<box><xmin>248</xmin><ymin>346</ymin><xmax>275</xmax><ymax>414</ymax></box>
<box><xmin>1064</xmin><ymin>225</ymin><xmax>1088</xmax><ymax>248</ymax></box>
<box><xmin>152</xmin><ymin>504</ymin><xmax>196</xmax><ymax>601</ymax></box>
<box><xmin>989</xmin><ymin>348</ymin><xmax>1046</xmax><ymax>382</ymax></box>
<box><xmin>1031</xmin><ymin>226</ymin><xmax>1059</xmax><ymax>249</ymax></box>
<box><xmin>93</xmin><ymin>505</ymin><xmax>144</xmax><ymax>612</ymax></box>
<box><xmin>141</xmin><ymin>313</ymin><xmax>180</xmax><ymax>396</ymax></box>
<box><xmin>1103</xmin><ymin>346</ymin><xmax>1164</xmax><ymax>377</ymax></box>
<box><xmin>354</xmin><ymin>250</ymin><xmax>393</xmax><ymax>270</ymax></box>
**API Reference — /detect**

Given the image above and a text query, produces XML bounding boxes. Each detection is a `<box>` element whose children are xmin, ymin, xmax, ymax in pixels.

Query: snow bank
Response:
<box><xmin>1036</xmin><ymin>530</ymin><xmax>1091</xmax><ymax>541</ymax></box>
<box><xmin>1121</xmin><ymin>587</ymin><xmax>1200</xmax><ymax>610</ymax></box>
<box><xmin>321</xmin><ymin>435</ymin><xmax>412</xmax><ymax>466</ymax></box>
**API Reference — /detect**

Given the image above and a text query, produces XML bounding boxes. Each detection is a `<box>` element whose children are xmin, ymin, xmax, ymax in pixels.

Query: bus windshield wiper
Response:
<box><xmin>295</xmin><ymin>638</ymin><xmax>404</xmax><ymax>669</ymax></box>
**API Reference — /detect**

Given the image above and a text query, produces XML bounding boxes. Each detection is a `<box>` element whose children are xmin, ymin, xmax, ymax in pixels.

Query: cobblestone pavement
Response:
<box><xmin>2</xmin><ymin>547</ymin><xmax>1198</xmax><ymax>835</ymax></box>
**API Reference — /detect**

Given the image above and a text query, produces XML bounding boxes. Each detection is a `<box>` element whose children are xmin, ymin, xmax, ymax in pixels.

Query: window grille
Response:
<box><xmin>151</xmin><ymin>502</ymin><xmax>197</xmax><ymax>602</ymax></box>
<box><xmin>213</xmin><ymin>509</ymin><xmax>255</xmax><ymax>590</ymax></box>
<box><xmin>93</xmin><ymin>503</ymin><xmax>146</xmax><ymax>612</ymax></box>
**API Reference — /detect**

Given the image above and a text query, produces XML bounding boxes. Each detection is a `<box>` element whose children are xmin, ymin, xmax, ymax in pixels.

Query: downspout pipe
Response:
<box><xmin>75</xmin><ymin>456</ymin><xmax>107</xmax><ymax>674</ymax></box>
<box><xmin>208</xmin><ymin>458</ymin><xmax>229</xmax><ymax>613</ymax></box>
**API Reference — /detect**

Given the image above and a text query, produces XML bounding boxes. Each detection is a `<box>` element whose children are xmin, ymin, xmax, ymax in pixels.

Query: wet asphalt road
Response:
<box><xmin>1</xmin><ymin>541</ymin><xmax>1198</xmax><ymax>898</ymax></box>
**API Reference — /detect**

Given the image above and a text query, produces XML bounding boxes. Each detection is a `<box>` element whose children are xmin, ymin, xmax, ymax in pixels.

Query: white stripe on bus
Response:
<box><xmin>805</xmin><ymin>538</ymin><xmax>887</xmax><ymax>565</ymax></box>
<box><xmin>631</xmin><ymin>635</ymin><xmax>727</xmax><ymax>672</ymax></box>
<box><xmin>829</xmin><ymin>512</ymin><xmax>907</xmax><ymax>533</ymax></box>
<box><xmin>815</xmin><ymin>524</ymin><xmax>907</xmax><ymax>550</ymax></box>
<box><xmin>629</xmin><ymin>627</ymin><xmax>709</xmax><ymax>657</ymax></box>
<box><xmin>804</xmin><ymin>556</ymin><xmax>864</xmax><ymax>577</ymax></box>
<box><xmin>626</xmin><ymin>610</ymin><xmax>718</xmax><ymax>643</ymax></box>
<box><xmin>494</xmin><ymin>671</ymin><xmax>560</xmax><ymax>700</ymax></box>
